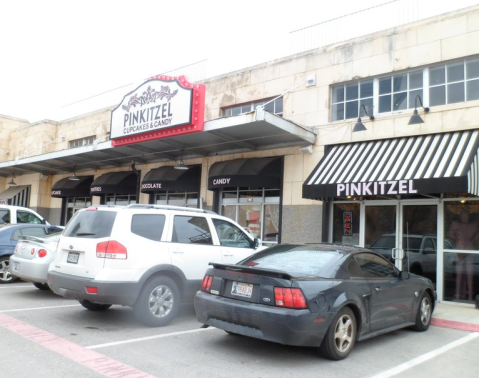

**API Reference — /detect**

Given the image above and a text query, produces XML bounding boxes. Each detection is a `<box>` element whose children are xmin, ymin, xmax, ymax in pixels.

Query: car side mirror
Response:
<box><xmin>399</xmin><ymin>271</ymin><xmax>410</xmax><ymax>279</ymax></box>
<box><xmin>253</xmin><ymin>238</ymin><xmax>261</xmax><ymax>249</ymax></box>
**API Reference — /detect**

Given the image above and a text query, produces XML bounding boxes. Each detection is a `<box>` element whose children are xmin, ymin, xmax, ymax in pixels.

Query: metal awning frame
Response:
<box><xmin>0</xmin><ymin>111</ymin><xmax>316</xmax><ymax>177</ymax></box>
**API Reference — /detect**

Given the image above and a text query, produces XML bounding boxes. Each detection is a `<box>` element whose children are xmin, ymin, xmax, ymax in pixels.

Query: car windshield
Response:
<box><xmin>239</xmin><ymin>245</ymin><xmax>343</xmax><ymax>278</ymax></box>
<box><xmin>63</xmin><ymin>210</ymin><xmax>117</xmax><ymax>238</ymax></box>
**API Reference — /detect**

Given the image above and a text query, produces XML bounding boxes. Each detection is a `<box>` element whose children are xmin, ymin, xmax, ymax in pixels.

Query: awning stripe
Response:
<box><xmin>303</xmin><ymin>130</ymin><xmax>479</xmax><ymax>199</ymax></box>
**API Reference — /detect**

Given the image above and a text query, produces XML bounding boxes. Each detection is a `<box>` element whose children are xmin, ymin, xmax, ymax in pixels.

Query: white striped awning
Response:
<box><xmin>303</xmin><ymin>130</ymin><xmax>479</xmax><ymax>199</ymax></box>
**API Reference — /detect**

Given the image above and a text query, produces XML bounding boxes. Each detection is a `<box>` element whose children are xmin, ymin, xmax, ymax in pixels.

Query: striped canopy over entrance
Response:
<box><xmin>303</xmin><ymin>130</ymin><xmax>479</xmax><ymax>200</ymax></box>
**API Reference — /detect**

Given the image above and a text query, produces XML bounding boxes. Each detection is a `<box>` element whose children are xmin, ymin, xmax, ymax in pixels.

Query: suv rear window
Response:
<box><xmin>64</xmin><ymin>210</ymin><xmax>117</xmax><ymax>238</ymax></box>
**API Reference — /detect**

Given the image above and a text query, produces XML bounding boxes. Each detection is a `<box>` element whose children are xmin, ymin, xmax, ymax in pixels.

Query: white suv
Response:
<box><xmin>48</xmin><ymin>204</ymin><xmax>263</xmax><ymax>326</ymax></box>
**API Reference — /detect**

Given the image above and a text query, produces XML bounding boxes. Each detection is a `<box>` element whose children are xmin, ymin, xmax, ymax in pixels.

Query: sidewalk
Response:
<box><xmin>431</xmin><ymin>302</ymin><xmax>479</xmax><ymax>332</ymax></box>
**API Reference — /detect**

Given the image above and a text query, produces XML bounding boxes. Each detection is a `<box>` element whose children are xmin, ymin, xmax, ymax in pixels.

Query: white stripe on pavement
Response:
<box><xmin>0</xmin><ymin>285</ymin><xmax>34</xmax><ymax>289</ymax></box>
<box><xmin>87</xmin><ymin>327</ymin><xmax>217</xmax><ymax>349</ymax></box>
<box><xmin>368</xmin><ymin>332</ymin><xmax>479</xmax><ymax>378</ymax></box>
<box><xmin>0</xmin><ymin>304</ymin><xmax>81</xmax><ymax>313</ymax></box>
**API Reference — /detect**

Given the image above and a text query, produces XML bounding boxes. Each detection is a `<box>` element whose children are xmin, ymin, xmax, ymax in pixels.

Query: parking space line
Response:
<box><xmin>87</xmin><ymin>327</ymin><xmax>217</xmax><ymax>349</ymax></box>
<box><xmin>0</xmin><ymin>304</ymin><xmax>81</xmax><ymax>313</ymax></box>
<box><xmin>0</xmin><ymin>285</ymin><xmax>33</xmax><ymax>289</ymax></box>
<box><xmin>368</xmin><ymin>332</ymin><xmax>479</xmax><ymax>378</ymax></box>
<box><xmin>0</xmin><ymin>313</ymin><xmax>156</xmax><ymax>378</ymax></box>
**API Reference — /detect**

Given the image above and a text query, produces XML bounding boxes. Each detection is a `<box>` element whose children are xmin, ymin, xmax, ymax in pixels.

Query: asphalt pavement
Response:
<box><xmin>0</xmin><ymin>283</ymin><xmax>478</xmax><ymax>378</ymax></box>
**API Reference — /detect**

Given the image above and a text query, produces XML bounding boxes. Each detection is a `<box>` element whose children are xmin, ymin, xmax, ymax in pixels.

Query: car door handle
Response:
<box><xmin>375</xmin><ymin>287</ymin><xmax>382</xmax><ymax>292</ymax></box>
<box><xmin>172</xmin><ymin>251</ymin><xmax>184</xmax><ymax>254</ymax></box>
<box><xmin>223</xmin><ymin>254</ymin><xmax>234</xmax><ymax>257</ymax></box>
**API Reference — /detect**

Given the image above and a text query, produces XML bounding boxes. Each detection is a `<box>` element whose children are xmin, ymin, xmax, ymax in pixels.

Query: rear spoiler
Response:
<box><xmin>18</xmin><ymin>235</ymin><xmax>55</xmax><ymax>244</ymax></box>
<box><xmin>208</xmin><ymin>262</ymin><xmax>294</xmax><ymax>280</ymax></box>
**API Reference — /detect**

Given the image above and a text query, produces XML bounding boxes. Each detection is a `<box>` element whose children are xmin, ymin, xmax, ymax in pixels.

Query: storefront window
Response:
<box><xmin>220</xmin><ymin>189</ymin><xmax>280</xmax><ymax>245</ymax></box>
<box><xmin>332</xmin><ymin>203</ymin><xmax>360</xmax><ymax>245</ymax></box>
<box><xmin>154</xmin><ymin>191</ymin><xmax>199</xmax><ymax>208</ymax></box>
<box><xmin>443</xmin><ymin>201</ymin><xmax>479</xmax><ymax>304</ymax></box>
<box><xmin>105</xmin><ymin>194</ymin><xmax>136</xmax><ymax>206</ymax></box>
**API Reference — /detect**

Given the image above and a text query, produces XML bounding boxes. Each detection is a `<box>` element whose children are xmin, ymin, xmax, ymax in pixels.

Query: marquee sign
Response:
<box><xmin>110</xmin><ymin>75</ymin><xmax>205</xmax><ymax>147</ymax></box>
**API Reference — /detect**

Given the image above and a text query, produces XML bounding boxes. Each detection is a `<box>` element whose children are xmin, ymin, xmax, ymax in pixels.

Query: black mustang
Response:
<box><xmin>195</xmin><ymin>243</ymin><xmax>435</xmax><ymax>360</ymax></box>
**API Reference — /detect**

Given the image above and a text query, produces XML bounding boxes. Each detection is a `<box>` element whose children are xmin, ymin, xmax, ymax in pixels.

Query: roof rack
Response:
<box><xmin>126</xmin><ymin>204</ymin><xmax>215</xmax><ymax>214</ymax></box>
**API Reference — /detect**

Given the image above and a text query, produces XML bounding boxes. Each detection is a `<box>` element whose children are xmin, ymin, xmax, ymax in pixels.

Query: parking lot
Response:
<box><xmin>1</xmin><ymin>282</ymin><xmax>478</xmax><ymax>378</ymax></box>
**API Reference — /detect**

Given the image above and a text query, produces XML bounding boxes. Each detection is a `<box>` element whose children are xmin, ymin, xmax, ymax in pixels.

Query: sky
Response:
<box><xmin>1</xmin><ymin>0</ymin><xmax>478</xmax><ymax>123</ymax></box>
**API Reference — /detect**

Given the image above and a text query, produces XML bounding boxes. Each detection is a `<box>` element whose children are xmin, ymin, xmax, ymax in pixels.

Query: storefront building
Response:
<box><xmin>0</xmin><ymin>5</ymin><xmax>478</xmax><ymax>305</ymax></box>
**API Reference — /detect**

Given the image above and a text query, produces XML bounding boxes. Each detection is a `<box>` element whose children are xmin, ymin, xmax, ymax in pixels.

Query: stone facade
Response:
<box><xmin>0</xmin><ymin>5</ymin><xmax>478</xmax><ymax>237</ymax></box>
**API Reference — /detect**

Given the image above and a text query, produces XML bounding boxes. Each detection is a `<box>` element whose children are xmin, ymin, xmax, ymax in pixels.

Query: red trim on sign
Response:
<box><xmin>111</xmin><ymin>75</ymin><xmax>206</xmax><ymax>147</ymax></box>
<box><xmin>0</xmin><ymin>313</ymin><xmax>155</xmax><ymax>377</ymax></box>
<box><xmin>431</xmin><ymin>318</ymin><xmax>479</xmax><ymax>332</ymax></box>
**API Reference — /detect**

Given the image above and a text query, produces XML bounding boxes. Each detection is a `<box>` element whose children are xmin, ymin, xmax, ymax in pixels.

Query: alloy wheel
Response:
<box><xmin>334</xmin><ymin>313</ymin><xmax>354</xmax><ymax>353</ymax></box>
<box><xmin>148</xmin><ymin>285</ymin><xmax>174</xmax><ymax>318</ymax></box>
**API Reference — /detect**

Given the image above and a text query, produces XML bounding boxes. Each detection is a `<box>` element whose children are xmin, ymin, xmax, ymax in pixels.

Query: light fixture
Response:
<box><xmin>8</xmin><ymin>175</ymin><xmax>17</xmax><ymax>186</ymax></box>
<box><xmin>69</xmin><ymin>166</ymin><xmax>80</xmax><ymax>181</ymax></box>
<box><xmin>174</xmin><ymin>149</ymin><xmax>189</xmax><ymax>170</ymax></box>
<box><xmin>408</xmin><ymin>95</ymin><xmax>430</xmax><ymax>125</ymax></box>
<box><xmin>353</xmin><ymin>105</ymin><xmax>374</xmax><ymax>132</ymax></box>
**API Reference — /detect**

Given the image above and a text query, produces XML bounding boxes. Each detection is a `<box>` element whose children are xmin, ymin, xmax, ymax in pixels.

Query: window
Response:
<box><xmin>379</xmin><ymin>71</ymin><xmax>423</xmax><ymax>113</ymax></box>
<box><xmin>172</xmin><ymin>216</ymin><xmax>212</xmax><ymax>245</ymax></box>
<box><xmin>12</xmin><ymin>227</ymin><xmax>47</xmax><ymax>241</ymax></box>
<box><xmin>221</xmin><ymin>189</ymin><xmax>280</xmax><ymax>245</ymax></box>
<box><xmin>223</xmin><ymin>97</ymin><xmax>283</xmax><ymax>117</ymax></box>
<box><xmin>0</xmin><ymin>209</ymin><xmax>11</xmax><ymax>223</ymax></box>
<box><xmin>331</xmin><ymin>56</ymin><xmax>479</xmax><ymax>121</ymax></box>
<box><xmin>155</xmin><ymin>191</ymin><xmax>198</xmax><ymax>208</ymax></box>
<box><xmin>131</xmin><ymin>214</ymin><xmax>165</xmax><ymax>241</ymax></box>
<box><xmin>354</xmin><ymin>252</ymin><xmax>397</xmax><ymax>278</ymax></box>
<box><xmin>64</xmin><ymin>210</ymin><xmax>117</xmax><ymax>238</ymax></box>
<box><xmin>332</xmin><ymin>81</ymin><xmax>373</xmax><ymax>121</ymax></box>
<box><xmin>212</xmin><ymin>218</ymin><xmax>253</xmax><ymax>248</ymax></box>
<box><xmin>69</xmin><ymin>136</ymin><xmax>96</xmax><ymax>149</ymax></box>
<box><xmin>17</xmin><ymin>211</ymin><xmax>42</xmax><ymax>224</ymax></box>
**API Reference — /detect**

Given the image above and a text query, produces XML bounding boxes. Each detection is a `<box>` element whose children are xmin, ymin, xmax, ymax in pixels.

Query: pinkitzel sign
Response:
<box><xmin>337</xmin><ymin>180</ymin><xmax>418</xmax><ymax>196</ymax></box>
<box><xmin>110</xmin><ymin>75</ymin><xmax>205</xmax><ymax>147</ymax></box>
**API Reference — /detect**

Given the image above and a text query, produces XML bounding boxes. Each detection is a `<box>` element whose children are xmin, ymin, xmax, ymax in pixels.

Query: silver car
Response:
<box><xmin>10</xmin><ymin>233</ymin><xmax>61</xmax><ymax>290</ymax></box>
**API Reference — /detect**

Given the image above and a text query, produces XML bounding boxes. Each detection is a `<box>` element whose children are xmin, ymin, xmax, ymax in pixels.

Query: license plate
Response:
<box><xmin>231</xmin><ymin>281</ymin><xmax>253</xmax><ymax>298</ymax></box>
<box><xmin>13</xmin><ymin>262</ymin><xmax>20</xmax><ymax>271</ymax></box>
<box><xmin>67</xmin><ymin>252</ymin><xmax>80</xmax><ymax>264</ymax></box>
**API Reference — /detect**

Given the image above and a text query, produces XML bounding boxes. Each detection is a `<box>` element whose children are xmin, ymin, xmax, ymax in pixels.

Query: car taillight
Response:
<box><xmin>96</xmin><ymin>241</ymin><xmax>127</xmax><ymax>259</ymax></box>
<box><xmin>274</xmin><ymin>288</ymin><xmax>307</xmax><ymax>309</ymax></box>
<box><xmin>86</xmin><ymin>286</ymin><xmax>98</xmax><ymax>294</ymax></box>
<box><xmin>201</xmin><ymin>275</ymin><xmax>213</xmax><ymax>292</ymax></box>
<box><xmin>38</xmin><ymin>249</ymin><xmax>47</xmax><ymax>258</ymax></box>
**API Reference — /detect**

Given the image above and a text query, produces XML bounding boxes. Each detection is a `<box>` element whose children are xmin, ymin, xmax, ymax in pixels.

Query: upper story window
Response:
<box><xmin>223</xmin><ymin>97</ymin><xmax>283</xmax><ymax>117</ymax></box>
<box><xmin>331</xmin><ymin>56</ymin><xmax>479</xmax><ymax>122</ymax></box>
<box><xmin>69</xmin><ymin>136</ymin><xmax>95</xmax><ymax>148</ymax></box>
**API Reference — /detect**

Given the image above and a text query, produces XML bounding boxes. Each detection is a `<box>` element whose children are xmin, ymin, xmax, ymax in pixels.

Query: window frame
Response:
<box><xmin>330</xmin><ymin>56</ymin><xmax>479</xmax><ymax>122</ymax></box>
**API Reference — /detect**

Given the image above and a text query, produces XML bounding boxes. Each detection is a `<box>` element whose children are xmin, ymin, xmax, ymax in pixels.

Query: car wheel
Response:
<box><xmin>134</xmin><ymin>276</ymin><xmax>180</xmax><ymax>327</ymax></box>
<box><xmin>319</xmin><ymin>307</ymin><xmax>356</xmax><ymax>360</ymax></box>
<box><xmin>79</xmin><ymin>300</ymin><xmax>112</xmax><ymax>311</ymax></box>
<box><xmin>0</xmin><ymin>256</ymin><xmax>18</xmax><ymax>284</ymax></box>
<box><xmin>33</xmin><ymin>282</ymin><xmax>51</xmax><ymax>291</ymax></box>
<box><xmin>411</xmin><ymin>292</ymin><xmax>432</xmax><ymax>332</ymax></box>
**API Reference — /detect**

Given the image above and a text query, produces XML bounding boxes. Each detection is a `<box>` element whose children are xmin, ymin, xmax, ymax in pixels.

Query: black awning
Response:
<box><xmin>90</xmin><ymin>172</ymin><xmax>138</xmax><ymax>195</ymax></box>
<box><xmin>303</xmin><ymin>130</ymin><xmax>479</xmax><ymax>200</ymax></box>
<box><xmin>208</xmin><ymin>157</ymin><xmax>282</xmax><ymax>190</ymax></box>
<box><xmin>141</xmin><ymin>165</ymin><xmax>201</xmax><ymax>193</ymax></box>
<box><xmin>51</xmin><ymin>176</ymin><xmax>94</xmax><ymax>198</ymax></box>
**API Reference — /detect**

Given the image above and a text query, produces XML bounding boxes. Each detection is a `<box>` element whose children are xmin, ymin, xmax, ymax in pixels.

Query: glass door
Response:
<box><xmin>400</xmin><ymin>203</ymin><xmax>438</xmax><ymax>285</ymax></box>
<box><xmin>362</xmin><ymin>201</ymin><xmax>438</xmax><ymax>280</ymax></box>
<box><xmin>364</xmin><ymin>203</ymin><xmax>398</xmax><ymax>267</ymax></box>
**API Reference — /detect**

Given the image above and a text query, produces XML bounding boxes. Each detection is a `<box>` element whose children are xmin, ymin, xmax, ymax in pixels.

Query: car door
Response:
<box><xmin>168</xmin><ymin>214</ymin><xmax>222</xmax><ymax>281</ymax></box>
<box><xmin>355</xmin><ymin>252</ymin><xmax>415</xmax><ymax>331</ymax></box>
<box><xmin>211</xmin><ymin>218</ymin><xmax>256</xmax><ymax>264</ymax></box>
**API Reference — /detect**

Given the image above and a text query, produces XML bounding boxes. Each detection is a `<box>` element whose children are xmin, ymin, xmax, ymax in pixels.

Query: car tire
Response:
<box><xmin>0</xmin><ymin>256</ymin><xmax>18</xmax><ymax>284</ymax></box>
<box><xmin>134</xmin><ymin>276</ymin><xmax>180</xmax><ymax>327</ymax></box>
<box><xmin>411</xmin><ymin>292</ymin><xmax>432</xmax><ymax>332</ymax></box>
<box><xmin>33</xmin><ymin>282</ymin><xmax>51</xmax><ymax>291</ymax></box>
<box><xmin>79</xmin><ymin>300</ymin><xmax>112</xmax><ymax>311</ymax></box>
<box><xmin>319</xmin><ymin>307</ymin><xmax>356</xmax><ymax>360</ymax></box>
